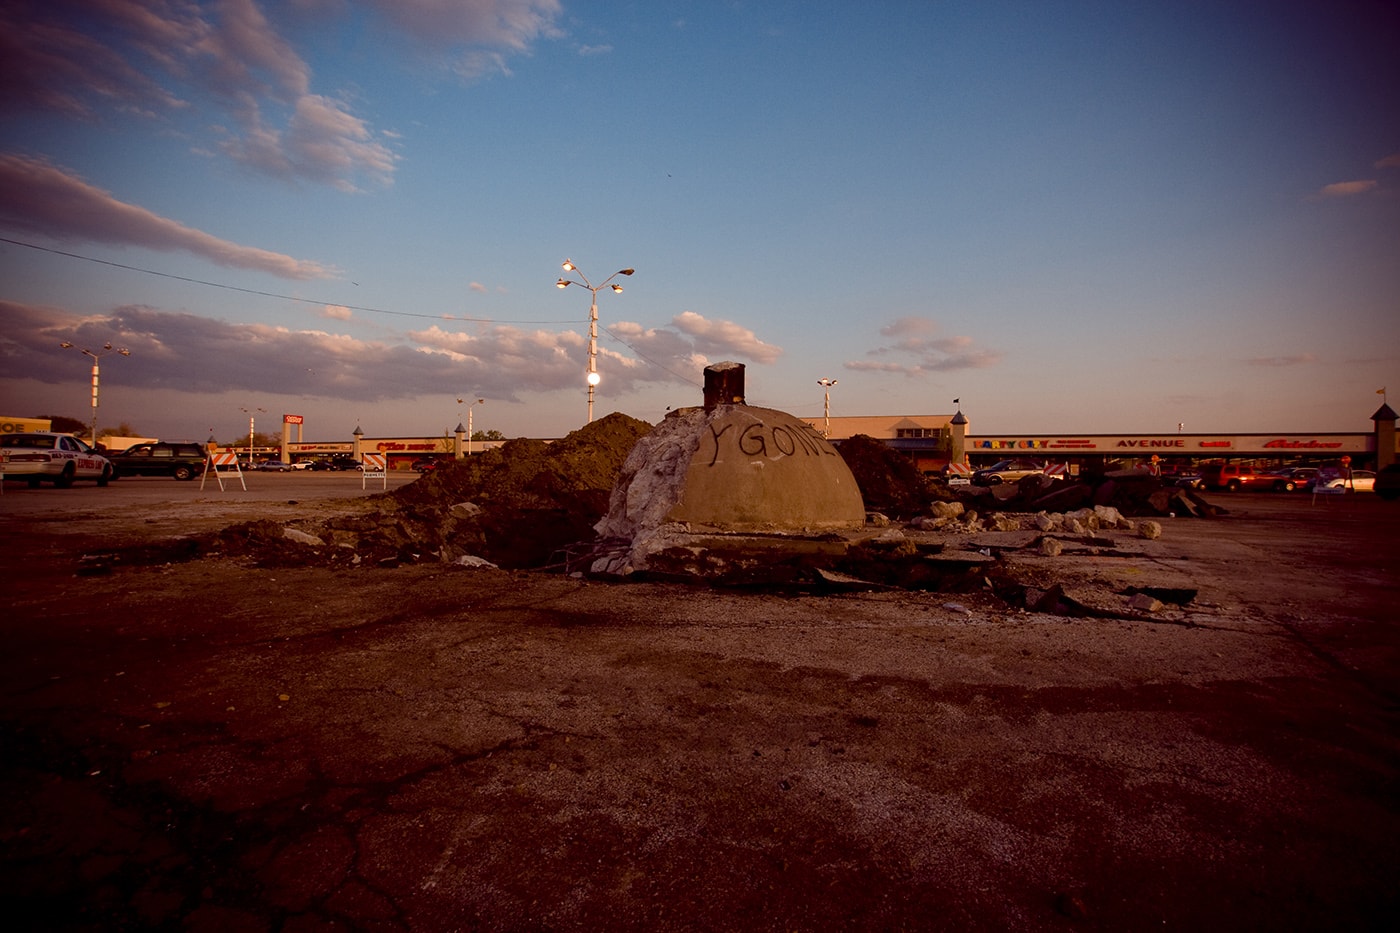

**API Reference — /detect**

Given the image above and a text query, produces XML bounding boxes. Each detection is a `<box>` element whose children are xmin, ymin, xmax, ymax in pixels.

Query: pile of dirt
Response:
<box><xmin>836</xmin><ymin>434</ymin><xmax>939</xmax><ymax>517</ymax></box>
<box><xmin>213</xmin><ymin>413</ymin><xmax>653</xmax><ymax>570</ymax></box>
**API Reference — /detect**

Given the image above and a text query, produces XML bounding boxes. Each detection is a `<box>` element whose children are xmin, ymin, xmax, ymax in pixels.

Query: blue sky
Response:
<box><xmin>2</xmin><ymin>0</ymin><xmax>1397</xmax><ymax>445</ymax></box>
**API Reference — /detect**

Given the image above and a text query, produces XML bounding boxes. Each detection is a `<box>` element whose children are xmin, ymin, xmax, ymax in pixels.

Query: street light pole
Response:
<box><xmin>817</xmin><ymin>378</ymin><xmax>838</xmax><ymax>437</ymax></box>
<box><xmin>241</xmin><ymin>406</ymin><xmax>266</xmax><ymax>465</ymax></box>
<box><xmin>459</xmin><ymin>397</ymin><xmax>484</xmax><ymax>455</ymax></box>
<box><xmin>60</xmin><ymin>341</ymin><xmax>130</xmax><ymax>448</ymax></box>
<box><xmin>556</xmin><ymin>260</ymin><xmax>634</xmax><ymax>422</ymax></box>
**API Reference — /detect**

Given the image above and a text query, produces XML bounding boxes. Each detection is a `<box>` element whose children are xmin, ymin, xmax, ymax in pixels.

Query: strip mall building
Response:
<box><xmin>800</xmin><ymin>403</ymin><xmax>1399</xmax><ymax>475</ymax></box>
<box><xmin>242</xmin><ymin>403</ymin><xmax>1400</xmax><ymax>474</ymax></box>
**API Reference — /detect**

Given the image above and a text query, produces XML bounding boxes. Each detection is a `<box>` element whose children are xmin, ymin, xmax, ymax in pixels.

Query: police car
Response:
<box><xmin>1</xmin><ymin>432</ymin><xmax>114</xmax><ymax>488</ymax></box>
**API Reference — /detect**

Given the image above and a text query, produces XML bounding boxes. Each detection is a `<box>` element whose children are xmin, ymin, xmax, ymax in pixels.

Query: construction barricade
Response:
<box><xmin>362</xmin><ymin>452</ymin><xmax>387</xmax><ymax>490</ymax></box>
<box><xmin>200</xmin><ymin>451</ymin><xmax>246</xmax><ymax>491</ymax></box>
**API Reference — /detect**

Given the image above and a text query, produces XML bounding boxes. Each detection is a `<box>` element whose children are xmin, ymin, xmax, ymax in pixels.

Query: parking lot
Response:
<box><xmin>1</xmin><ymin>467</ymin><xmax>418</xmax><ymax>511</ymax></box>
<box><xmin>2</xmin><ymin>480</ymin><xmax>1397</xmax><ymax>930</ymax></box>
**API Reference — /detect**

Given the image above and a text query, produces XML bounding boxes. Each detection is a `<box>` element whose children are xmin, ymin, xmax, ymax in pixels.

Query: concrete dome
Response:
<box><xmin>597</xmin><ymin>403</ymin><xmax>866</xmax><ymax>539</ymax></box>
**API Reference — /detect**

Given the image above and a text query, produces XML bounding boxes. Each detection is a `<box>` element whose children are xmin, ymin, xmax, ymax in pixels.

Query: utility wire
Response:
<box><xmin>601</xmin><ymin>324</ymin><xmax>704</xmax><ymax>388</ymax></box>
<box><xmin>0</xmin><ymin>235</ymin><xmax>578</xmax><ymax>325</ymax></box>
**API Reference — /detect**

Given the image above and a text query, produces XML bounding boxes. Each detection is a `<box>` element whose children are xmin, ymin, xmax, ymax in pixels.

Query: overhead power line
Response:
<box><xmin>0</xmin><ymin>235</ymin><xmax>577</xmax><ymax>325</ymax></box>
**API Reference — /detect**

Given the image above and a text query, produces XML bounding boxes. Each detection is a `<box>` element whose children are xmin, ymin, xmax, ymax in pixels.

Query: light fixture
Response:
<box><xmin>817</xmin><ymin>378</ymin><xmax>838</xmax><ymax>437</ymax></box>
<box><xmin>61</xmin><ymin>339</ymin><xmax>131</xmax><ymax>447</ymax></box>
<box><xmin>555</xmin><ymin>260</ymin><xmax>634</xmax><ymax>422</ymax></box>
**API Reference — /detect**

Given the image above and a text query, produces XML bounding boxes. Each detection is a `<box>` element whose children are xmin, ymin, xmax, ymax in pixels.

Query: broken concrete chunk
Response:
<box><xmin>1138</xmin><ymin>520</ymin><xmax>1163</xmax><ymax>540</ymax></box>
<box><xmin>930</xmin><ymin>500</ymin><xmax>965</xmax><ymax>520</ymax></box>
<box><xmin>282</xmin><ymin>528</ymin><xmax>325</xmax><ymax>546</ymax></box>
<box><xmin>1038</xmin><ymin>536</ymin><xmax>1064</xmax><ymax>557</ymax></box>
<box><xmin>1093</xmin><ymin>504</ymin><xmax>1126</xmax><ymax>528</ymax></box>
<box><xmin>1128</xmin><ymin>593</ymin><xmax>1164</xmax><ymax>612</ymax></box>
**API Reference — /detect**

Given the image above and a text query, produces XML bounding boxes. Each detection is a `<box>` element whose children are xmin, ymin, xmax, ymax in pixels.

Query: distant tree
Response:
<box><xmin>473</xmin><ymin>429</ymin><xmax>505</xmax><ymax>441</ymax></box>
<box><xmin>38</xmin><ymin>414</ymin><xmax>86</xmax><ymax>434</ymax></box>
<box><xmin>99</xmin><ymin>422</ymin><xmax>140</xmax><ymax>440</ymax></box>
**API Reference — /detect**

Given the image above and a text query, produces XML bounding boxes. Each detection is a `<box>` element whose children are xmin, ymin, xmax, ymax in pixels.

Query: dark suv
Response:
<box><xmin>310</xmin><ymin>456</ymin><xmax>362</xmax><ymax>471</ymax></box>
<box><xmin>107</xmin><ymin>442</ymin><xmax>208</xmax><ymax>481</ymax></box>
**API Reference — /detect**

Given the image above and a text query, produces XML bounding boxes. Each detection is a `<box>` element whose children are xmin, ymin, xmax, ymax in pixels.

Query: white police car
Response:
<box><xmin>1</xmin><ymin>432</ymin><xmax>113</xmax><ymax>488</ymax></box>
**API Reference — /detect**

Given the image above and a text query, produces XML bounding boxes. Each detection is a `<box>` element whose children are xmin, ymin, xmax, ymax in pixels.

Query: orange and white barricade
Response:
<box><xmin>200</xmin><ymin>451</ymin><xmax>246</xmax><ymax>491</ymax></box>
<box><xmin>1042</xmin><ymin>462</ymin><xmax>1069</xmax><ymax>478</ymax></box>
<box><xmin>946</xmin><ymin>461</ymin><xmax>972</xmax><ymax>485</ymax></box>
<box><xmin>361</xmin><ymin>452</ymin><xmax>387</xmax><ymax>490</ymax></box>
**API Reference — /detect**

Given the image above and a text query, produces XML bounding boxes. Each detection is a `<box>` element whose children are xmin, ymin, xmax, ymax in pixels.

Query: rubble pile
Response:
<box><xmin>213</xmin><ymin>413</ymin><xmax>652</xmax><ymax>569</ymax></box>
<box><xmin>182</xmin><ymin>407</ymin><xmax>1227</xmax><ymax>622</ymax></box>
<box><xmin>957</xmin><ymin>469</ymin><xmax>1226</xmax><ymax>519</ymax></box>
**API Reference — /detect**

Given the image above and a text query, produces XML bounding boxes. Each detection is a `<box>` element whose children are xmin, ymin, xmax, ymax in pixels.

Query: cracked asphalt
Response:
<box><xmin>2</xmin><ymin>489</ymin><xmax>1398</xmax><ymax>931</ymax></box>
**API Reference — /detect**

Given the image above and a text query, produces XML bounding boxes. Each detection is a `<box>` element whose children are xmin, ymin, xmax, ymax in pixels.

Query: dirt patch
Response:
<box><xmin>1</xmin><ymin>490</ymin><xmax>1397</xmax><ymax>931</ymax></box>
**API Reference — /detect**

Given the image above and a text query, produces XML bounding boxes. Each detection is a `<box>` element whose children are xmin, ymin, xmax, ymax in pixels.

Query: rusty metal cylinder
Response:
<box><xmin>703</xmin><ymin>361</ymin><xmax>745</xmax><ymax>410</ymax></box>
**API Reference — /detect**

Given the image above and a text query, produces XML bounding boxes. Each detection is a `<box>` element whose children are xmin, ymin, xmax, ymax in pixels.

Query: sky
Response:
<box><xmin>2</xmin><ymin>0</ymin><xmax>1398</xmax><ymax>446</ymax></box>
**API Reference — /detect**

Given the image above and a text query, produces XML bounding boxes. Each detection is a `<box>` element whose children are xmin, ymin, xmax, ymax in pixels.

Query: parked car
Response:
<box><xmin>1374</xmin><ymin>463</ymin><xmax>1400</xmax><ymax>501</ymax></box>
<box><xmin>310</xmin><ymin>455</ymin><xmax>362</xmax><ymax>471</ymax></box>
<box><xmin>106</xmin><ymin>441</ymin><xmax>207</xmax><ymax>481</ymax></box>
<box><xmin>1</xmin><ymin>432</ymin><xmax>112</xmax><ymax>487</ymax></box>
<box><xmin>257</xmin><ymin>459</ymin><xmax>295</xmax><ymax>471</ymax></box>
<box><xmin>1267</xmin><ymin>467</ymin><xmax>1318</xmax><ymax>492</ymax></box>
<box><xmin>289</xmin><ymin>460</ymin><xmax>314</xmax><ymax>470</ymax></box>
<box><xmin>1317</xmin><ymin>470</ymin><xmax>1375</xmax><ymax>492</ymax></box>
<box><xmin>1161</xmin><ymin>470</ymin><xmax>1203</xmax><ymax>489</ymax></box>
<box><xmin>411</xmin><ymin>457</ymin><xmax>440</xmax><ymax>473</ymax></box>
<box><xmin>970</xmin><ymin>459</ymin><xmax>1046</xmax><ymax>486</ymax></box>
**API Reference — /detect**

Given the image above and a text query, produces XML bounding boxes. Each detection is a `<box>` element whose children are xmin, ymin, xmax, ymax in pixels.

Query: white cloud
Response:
<box><xmin>671</xmin><ymin>311</ymin><xmax>783</xmax><ymax>364</ymax></box>
<box><xmin>0</xmin><ymin>0</ymin><xmax>561</xmax><ymax>189</ymax></box>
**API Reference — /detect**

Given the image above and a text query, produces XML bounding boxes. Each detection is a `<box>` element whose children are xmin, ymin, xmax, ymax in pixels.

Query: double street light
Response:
<box><xmin>556</xmin><ymin>259</ymin><xmax>633</xmax><ymax>422</ymax></box>
<box><xmin>59</xmin><ymin>341</ymin><xmax>130</xmax><ymax>448</ymax></box>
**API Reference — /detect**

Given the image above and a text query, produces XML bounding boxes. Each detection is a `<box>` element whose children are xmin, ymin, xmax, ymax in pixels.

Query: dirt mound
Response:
<box><xmin>837</xmin><ymin>434</ymin><xmax>936</xmax><ymax>517</ymax></box>
<box><xmin>204</xmin><ymin>413</ymin><xmax>653</xmax><ymax>570</ymax></box>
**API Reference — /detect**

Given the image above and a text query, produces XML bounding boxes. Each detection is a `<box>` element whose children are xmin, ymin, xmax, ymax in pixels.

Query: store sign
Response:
<box><xmin>1263</xmin><ymin>438</ymin><xmax>1344</xmax><ymax>449</ymax></box>
<box><xmin>1116</xmin><ymin>439</ymin><xmax>1187</xmax><ymax>448</ymax></box>
<box><xmin>975</xmin><ymin>438</ymin><xmax>1097</xmax><ymax>450</ymax></box>
<box><xmin>375</xmin><ymin>441</ymin><xmax>444</xmax><ymax>453</ymax></box>
<box><xmin>284</xmin><ymin>414</ymin><xmax>304</xmax><ymax>424</ymax></box>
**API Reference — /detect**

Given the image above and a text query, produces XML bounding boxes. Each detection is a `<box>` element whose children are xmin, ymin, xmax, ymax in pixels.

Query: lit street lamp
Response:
<box><xmin>59</xmin><ymin>341</ymin><xmax>130</xmax><ymax>448</ymax></box>
<box><xmin>241</xmin><ymin>406</ymin><xmax>267</xmax><ymax>465</ymax></box>
<box><xmin>556</xmin><ymin>259</ymin><xmax>633</xmax><ymax>422</ymax></box>
<box><xmin>817</xmin><ymin>378</ymin><xmax>838</xmax><ymax>437</ymax></box>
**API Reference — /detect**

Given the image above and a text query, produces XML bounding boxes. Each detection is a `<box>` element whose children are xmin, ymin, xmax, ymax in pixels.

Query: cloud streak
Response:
<box><xmin>1248</xmin><ymin>353</ymin><xmax>1316</xmax><ymax>367</ymax></box>
<box><xmin>1315</xmin><ymin>180</ymin><xmax>1378</xmax><ymax>198</ymax></box>
<box><xmin>0</xmin><ymin>155</ymin><xmax>335</xmax><ymax>279</ymax></box>
<box><xmin>846</xmin><ymin>316</ymin><xmax>1002</xmax><ymax>376</ymax></box>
